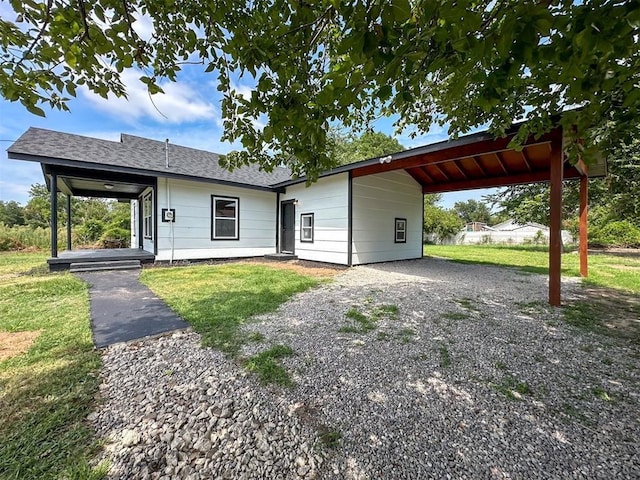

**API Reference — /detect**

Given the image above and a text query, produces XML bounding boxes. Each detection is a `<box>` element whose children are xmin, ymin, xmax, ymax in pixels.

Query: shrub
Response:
<box><xmin>0</xmin><ymin>224</ymin><xmax>53</xmax><ymax>250</ymax></box>
<box><xmin>0</xmin><ymin>235</ymin><xmax>24</xmax><ymax>251</ymax></box>
<box><xmin>590</xmin><ymin>221</ymin><xmax>640</xmax><ymax>248</ymax></box>
<box><xmin>75</xmin><ymin>219</ymin><xmax>105</xmax><ymax>245</ymax></box>
<box><xmin>100</xmin><ymin>227</ymin><xmax>130</xmax><ymax>248</ymax></box>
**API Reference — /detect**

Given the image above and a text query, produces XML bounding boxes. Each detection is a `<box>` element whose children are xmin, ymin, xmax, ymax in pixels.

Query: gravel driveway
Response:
<box><xmin>91</xmin><ymin>258</ymin><xmax>640</xmax><ymax>479</ymax></box>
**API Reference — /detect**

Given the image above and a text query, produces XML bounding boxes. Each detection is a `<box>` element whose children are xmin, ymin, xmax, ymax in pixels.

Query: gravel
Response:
<box><xmin>91</xmin><ymin>258</ymin><xmax>640</xmax><ymax>479</ymax></box>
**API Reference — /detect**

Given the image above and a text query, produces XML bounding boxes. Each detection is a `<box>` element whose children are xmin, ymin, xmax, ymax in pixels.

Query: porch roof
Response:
<box><xmin>7</xmin><ymin>127</ymin><xmax>292</xmax><ymax>196</ymax></box>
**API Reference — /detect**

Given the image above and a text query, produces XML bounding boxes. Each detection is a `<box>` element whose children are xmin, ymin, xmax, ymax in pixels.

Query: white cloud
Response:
<box><xmin>133</xmin><ymin>13</ymin><xmax>155</xmax><ymax>41</ymax></box>
<box><xmin>81</xmin><ymin>69</ymin><xmax>219</xmax><ymax>125</ymax></box>
<box><xmin>0</xmin><ymin>157</ymin><xmax>43</xmax><ymax>204</ymax></box>
<box><xmin>78</xmin><ymin>126</ymin><xmax>240</xmax><ymax>155</ymax></box>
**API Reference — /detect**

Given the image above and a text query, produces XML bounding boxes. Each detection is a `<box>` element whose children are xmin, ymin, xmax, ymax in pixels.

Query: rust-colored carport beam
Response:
<box><xmin>351</xmin><ymin>131</ymin><xmax>558</xmax><ymax>179</ymax></box>
<box><xmin>422</xmin><ymin>166</ymin><xmax>582</xmax><ymax>194</ymax></box>
<box><xmin>548</xmin><ymin>142</ymin><xmax>564</xmax><ymax>307</ymax></box>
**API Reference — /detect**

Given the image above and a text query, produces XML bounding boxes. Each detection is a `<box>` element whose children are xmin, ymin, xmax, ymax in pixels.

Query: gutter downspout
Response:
<box><xmin>166</xmin><ymin>139</ymin><xmax>174</xmax><ymax>264</ymax></box>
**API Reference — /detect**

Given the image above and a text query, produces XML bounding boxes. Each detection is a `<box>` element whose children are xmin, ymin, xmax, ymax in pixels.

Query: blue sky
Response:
<box><xmin>0</xmin><ymin>6</ymin><xmax>495</xmax><ymax>208</ymax></box>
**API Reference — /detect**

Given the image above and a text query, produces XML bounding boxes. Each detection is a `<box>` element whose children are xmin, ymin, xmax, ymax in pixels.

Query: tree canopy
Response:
<box><xmin>1</xmin><ymin>1</ymin><xmax>639</xmax><ymax>178</ymax></box>
<box><xmin>329</xmin><ymin>130</ymin><xmax>404</xmax><ymax>165</ymax></box>
<box><xmin>485</xmin><ymin>139</ymin><xmax>640</xmax><ymax>228</ymax></box>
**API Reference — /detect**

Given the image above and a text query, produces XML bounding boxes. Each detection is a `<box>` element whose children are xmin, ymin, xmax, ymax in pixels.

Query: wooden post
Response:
<box><xmin>579</xmin><ymin>175</ymin><xmax>588</xmax><ymax>277</ymax></box>
<box><xmin>548</xmin><ymin>143</ymin><xmax>563</xmax><ymax>306</ymax></box>
<box><xmin>66</xmin><ymin>194</ymin><xmax>72</xmax><ymax>251</ymax></box>
<box><xmin>50</xmin><ymin>174</ymin><xmax>58</xmax><ymax>258</ymax></box>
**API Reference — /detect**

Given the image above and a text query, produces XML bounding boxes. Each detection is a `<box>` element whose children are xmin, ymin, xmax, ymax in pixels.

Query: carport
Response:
<box><xmin>349</xmin><ymin>125</ymin><xmax>607</xmax><ymax>306</ymax></box>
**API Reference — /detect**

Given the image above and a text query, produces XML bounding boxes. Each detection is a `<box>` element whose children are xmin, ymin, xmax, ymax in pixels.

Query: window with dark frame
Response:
<box><xmin>143</xmin><ymin>192</ymin><xmax>152</xmax><ymax>239</ymax></box>
<box><xmin>300</xmin><ymin>213</ymin><xmax>314</xmax><ymax>243</ymax></box>
<box><xmin>211</xmin><ymin>195</ymin><xmax>240</xmax><ymax>240</ymax></box>
<box><xmin>395</xmin><ymin>218</ymin><xmax>407</xmax><ymax>243</ymax></box>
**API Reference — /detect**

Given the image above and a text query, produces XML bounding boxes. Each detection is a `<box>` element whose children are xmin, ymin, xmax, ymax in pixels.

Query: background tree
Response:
<box><xmin>1</xmin><ymin>1</ymin><xmax>638</xmax><ymax>179</ymax></box>
<box><xmin>423</xmin><ymin>194</ymin><xmax>463</xmax><ymax>242</ymax></box>
<box><xmin>329</xmin><ymin>130</ymin><xmax>404</xmax><ymax>166</ymax></box>
<box><xmin>0</xmin><ymin>201</ymin><xmax>25</xmax><ymax>227</ymax></box>
<box><xmin>23</xmin><ymin>184</ymin><xmax>66</xmax><ymax>228</ymax></box>
<box><xmin>485</xmin><ymin>140</ymin><xmax>640</xmax><ymax>246</ymax></box>
<box><xmin>452</xmin><ymin>200</ymin><xmax>492</xmax><ymax>225</ymax></box>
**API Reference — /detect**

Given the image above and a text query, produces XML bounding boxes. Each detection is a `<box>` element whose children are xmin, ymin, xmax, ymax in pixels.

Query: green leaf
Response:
<box><xmin>392</xmin><ymin>0</ymin><xmax>412</xmax><ymax>23</ymax></box>
<box><xmin>26</xmin><ymin>104</ymin><xmax>46</xmax><ymax>117</ymax></box>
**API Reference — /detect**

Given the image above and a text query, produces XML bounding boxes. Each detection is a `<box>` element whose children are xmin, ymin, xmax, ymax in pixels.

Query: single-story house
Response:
<box><xmin>7</xmin><ymin>123</ymin><xmax>606</xmax><ymax>305</ymax></box>
<box><xmin>455</xmin><ymin>219</ymin><xmax>574</xmax><ymax>245</ymax></box>
<box><xmin>8</xmin><ymin>128</ymin><xmax>423</xmax><ymax>266</ymax></box>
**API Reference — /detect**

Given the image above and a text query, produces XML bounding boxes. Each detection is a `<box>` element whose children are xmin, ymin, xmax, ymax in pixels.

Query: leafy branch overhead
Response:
<box><xmin>1</xmin><ymin>1</ymin><xmax>639</xmax><ymax>179</ymax></box>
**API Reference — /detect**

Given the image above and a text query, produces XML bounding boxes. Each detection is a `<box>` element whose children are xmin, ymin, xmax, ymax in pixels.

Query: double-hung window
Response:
<box><xmin>212</xmin><ymin>196</ymin><xmax>239</xmax><ymax>240</ymax></box>
<box><xmin>395</xmin><ymin>218</ymin><xmax>407</xmax><ymax>243</ymax></box>
<box><xmin>300</xmin><ymin>213</ymin><xmax>314</xmax><ymax>243</ymax></box>
<box><xmin>143</xmin><ymin>192</ymin><xmax>152</xmax><ymax>239</ymax></box>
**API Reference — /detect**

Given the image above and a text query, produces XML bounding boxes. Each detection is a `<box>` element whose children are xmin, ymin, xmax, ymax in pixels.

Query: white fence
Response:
<box><xmin>426</xmin><ymin>229</ymin><xmax>574</xmax><ymax>245</ymax></box>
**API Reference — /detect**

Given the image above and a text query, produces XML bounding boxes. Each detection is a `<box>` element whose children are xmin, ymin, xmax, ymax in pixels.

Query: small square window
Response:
<box><xmin>211</xmin><ymin>195</ymin><xmax>239</xmax><ymax>240</ymax></box>
<box><xmin>300</xmin><ymin>213</ymin><xmax>314</xmax><ymax>243</ymax></box>
<box><xmin>395</xmin><ymin>218</ymin><xmax>407</xmax><ymax>243</ymax></box>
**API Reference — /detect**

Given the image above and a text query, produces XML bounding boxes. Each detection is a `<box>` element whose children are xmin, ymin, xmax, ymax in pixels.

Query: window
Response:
<box><xmin>300</xmin><ymin>213</ymin><xmax>314</xmax><ymax>243</ymax></box>
<box><xmin>212</xmin><ymin>196</ymin><xmax>239</xmax><ymax>240</ymax></box>
<box><xmin>395</xmin><ymin>218</ymin><xmax>407</xmax><ymax>243</ymax></box>
<box><xmin>143</xmin><ymin>192</ymin><xmax>152</xmax><ymax>239</ymax></box>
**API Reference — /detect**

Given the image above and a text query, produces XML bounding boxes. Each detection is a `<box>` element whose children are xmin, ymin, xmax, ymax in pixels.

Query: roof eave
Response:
<box><xmin>8</xmin><ymin>151</ymin><xmax>285</xmax><ymax>193</ymax></box>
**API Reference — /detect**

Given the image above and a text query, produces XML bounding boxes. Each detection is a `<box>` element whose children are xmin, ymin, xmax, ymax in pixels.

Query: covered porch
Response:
<box><xmin>40</xmin><ymin>163</ymin><xmax>157</xmax><ymax>270</ymax></box>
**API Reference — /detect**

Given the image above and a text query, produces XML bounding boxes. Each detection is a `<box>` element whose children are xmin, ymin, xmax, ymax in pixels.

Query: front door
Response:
<box><xmin>281</xmin><ymin>200</ymin><xmax>295</xmax><ymax>253</ymax></box>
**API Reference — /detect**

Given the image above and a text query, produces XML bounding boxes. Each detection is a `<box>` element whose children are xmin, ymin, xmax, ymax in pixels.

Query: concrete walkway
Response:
<box><xmin>77</xmin><ymin>270</ymin><xmax>188</xmax><ymax>348</ymax></box>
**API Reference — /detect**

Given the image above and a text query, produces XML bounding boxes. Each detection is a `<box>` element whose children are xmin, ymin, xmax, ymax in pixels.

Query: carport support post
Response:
<box><xmin>548</xmin><ymin>143</ymin><xmax>563</xmax><ymax>306</ymax></box>
<box><xmin>50</xmin><ymin>174</ymin><xmax>58</xmax><ymax>258</ymax></box>
<box><xmin>66</xmin><ymin>194</ymin><xmax>72</xmax><ymax>251</ymax></box>
<box><xmin>579</xmin><ymin>175</ymin><xmax>588</xmax><ymax>277</ymax></box>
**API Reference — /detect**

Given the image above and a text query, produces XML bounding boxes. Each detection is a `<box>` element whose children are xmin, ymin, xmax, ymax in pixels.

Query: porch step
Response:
<box><xmin>264</xmin><ymin>253</ymin><xmax>298</xmax><ymax>261</ymax></box>
<box><xmin>70</xmin><ymin>260</ymin><xmax>142</xmax><ymax>273</ymax></box>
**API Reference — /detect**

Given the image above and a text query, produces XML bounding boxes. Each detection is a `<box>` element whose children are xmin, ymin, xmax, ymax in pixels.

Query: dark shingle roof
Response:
<box><xmin>7</xmin><ymin>127</ymin><xmax>293</xmax><ymax>188</ymax></box>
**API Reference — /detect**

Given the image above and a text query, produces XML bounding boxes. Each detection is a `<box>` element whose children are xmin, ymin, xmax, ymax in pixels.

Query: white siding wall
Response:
<box><xmin>280</xmin><ymin>173</ymin><xmax>349</xmax><ymax>265</ymax></box>
<box><xmin>155</xmin><ymin>178</ymin><xmax>277</xmax><ymax>261</ymax></box>
<box><xmin>351</xmin><ymin>170</ymin><xmax>423</xmax><ymax>265</ymax></box>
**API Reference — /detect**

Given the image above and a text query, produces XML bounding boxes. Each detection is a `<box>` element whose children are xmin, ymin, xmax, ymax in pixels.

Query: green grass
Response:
<box><xmin>318</xmin><ymin>427</ymin><xmax>342</xmax><ymax>449</ymax></box>
<box><xmin>438</xmin><ymin>345</ymin><xmax>451</xmax><ymax>367</ymax></box>
<box><xmin>339</xmin><ymin>304</ymin><xmax>400</xmax><ymax>334</ymax></box>
<box><xmin>0</xmin><ymin>250</ymin><xmax>48</xmax><ymax>275</ymax></box>
<box><xmin>141</xmin><ymin>264</ymin><xmax>319</xmax><ymax>357</ymax></box>
<box><xmin>339</xmin><ymin>306</ymin><xmax>377</xmax><ymax>333</ymax></box>
<box><xmin>424</xmin><ymin>244</ymin><xmax>640</xmax><ymax>294</ymax></box>
<box><xmin>492</xmin><ymin>375</ymin><xmax>532</xmax><ymax>400</ymax></box>
<box><xmin>0</xmin><ymin>252</ymin><xmax>104</xmax><ymax>479</ymax></box>
<box><xmin>455</xmin><ymin>298</ymin><xmax>480</xmax><ymax>311</ymax></box>
<box><xmin>441</xmin><ymin>311</ymin><xmax>470</xmax><ymax>321</ymax></box>
<box><xmin>244</xmin><ymin>345</ymin><xmax>295</xmax><ymax>386</ymax></box>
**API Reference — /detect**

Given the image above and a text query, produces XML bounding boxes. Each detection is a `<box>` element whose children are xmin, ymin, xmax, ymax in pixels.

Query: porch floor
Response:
<box><xmin>48</xmin><ymin>248</ymin><xmax>155</xmax><ymax>271</ymax></box>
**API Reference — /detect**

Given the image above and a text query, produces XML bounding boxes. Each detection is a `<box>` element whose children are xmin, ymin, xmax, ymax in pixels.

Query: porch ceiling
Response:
<box><xmin>351</xmin><ymin>127</ymin><xmax>607</xmax><ymax>192</ymax></box>
<box><xmin>43</xmin><ymin>164</ymin><xmax>155</xmax><ymax>199</ymax></box>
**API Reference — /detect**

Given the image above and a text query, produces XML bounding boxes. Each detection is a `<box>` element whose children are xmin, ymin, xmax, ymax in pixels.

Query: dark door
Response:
<box><xmin>281</xmin><ymin>201</ymin><xmax>295</xmax><ymax>253</ymax></box>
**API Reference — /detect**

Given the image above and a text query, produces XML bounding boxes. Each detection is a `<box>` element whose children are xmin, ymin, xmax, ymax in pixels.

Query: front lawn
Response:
<box><xmin>424</xmin><ymin>244</ymin><xmax>640</xmax><ymax>294</ymax></box>
<box><xmin>0</xmin><ymin>252</ymin><xmax>104</xmax><ymax>479</ymax></box>
<box><xmin>141</xmin><ymin>263</ymin><xmax>321</xmax><ymax>358</ymax></box>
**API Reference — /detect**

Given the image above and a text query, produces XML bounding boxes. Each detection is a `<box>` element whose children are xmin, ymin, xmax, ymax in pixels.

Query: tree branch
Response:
<box><xmin>15</xmin><ymin>0</ymin><xmax>53</xmax><ymax>70</ymax></box>
<box><xmin>76</xmin><ymin>0</ymin><xmax>90</xmax><ymax>41</ymax></box>
<box><xmin>277</xmin><ymin>7</ymin><xmax>333</xmax><ymax>40</ymax></box>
